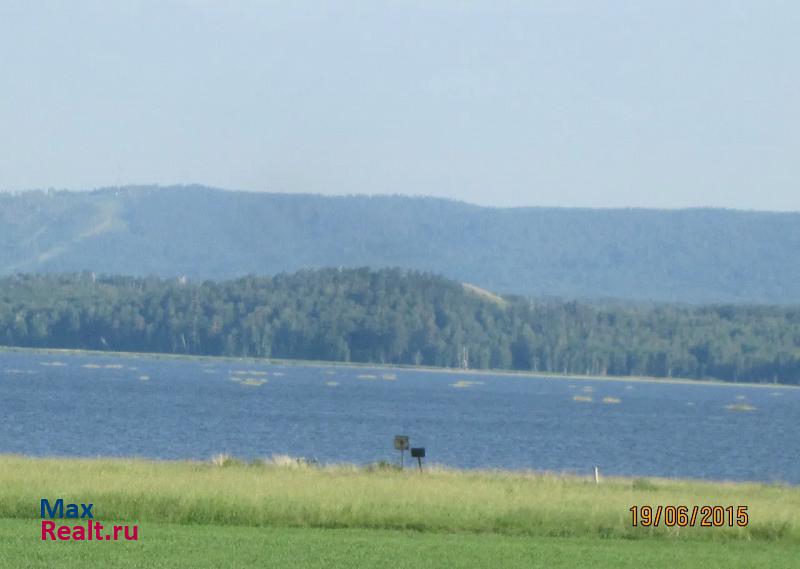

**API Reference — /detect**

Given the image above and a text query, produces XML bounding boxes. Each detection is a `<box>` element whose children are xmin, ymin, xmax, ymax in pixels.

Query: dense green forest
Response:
<box><xmin>3</xmin><ymin>186</ymin><xmax>800</xmax><ymax>303</ymax></box>
<box><xmin>0</xmin><ymin>270</ymin><xmax>798</xmax><ymax>384</ymax></box>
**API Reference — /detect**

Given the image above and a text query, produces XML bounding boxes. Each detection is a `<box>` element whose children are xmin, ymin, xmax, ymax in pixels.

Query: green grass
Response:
<box><xmin>1</xmin><ymin>455</ymin><xmax>798</xmax><ymax>542</ymax></box>
<box><xmin>6</xmin><ymin>520</ymin><xmax>797</xmax><ymax>569</ymax></box>
<box><xmin>3</xmin><ymin>520</ymin><xmax>799</xmax><ymax>569</ymax></box>
<box><xmin>2</xmin><ymin>455</ymin><xmax>798</xmax><ymax>567</ymax></box>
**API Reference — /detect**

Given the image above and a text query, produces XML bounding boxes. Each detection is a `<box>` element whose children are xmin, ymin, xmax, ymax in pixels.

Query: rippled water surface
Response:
<box><xmin>1</xmin><ymin>350</ymin><xmax>798</xmax><ymax>483</ymax></box>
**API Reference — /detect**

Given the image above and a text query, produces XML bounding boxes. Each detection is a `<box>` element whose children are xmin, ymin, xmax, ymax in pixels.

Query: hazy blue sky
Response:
<box><xmin>1</xmin><ymin>1</ymin><xmax>797</xmax><ymax>210</ymax></box>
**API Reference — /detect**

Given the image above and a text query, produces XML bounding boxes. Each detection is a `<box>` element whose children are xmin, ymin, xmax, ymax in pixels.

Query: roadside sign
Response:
<box><xmin>394</xmin><ymin>435</ymin><xmax>409</xmax><ymax>469</ymax></box>
<box><xmin>411</xmin><ymin>447</ymin><xmax>426</xmax><ymax>472</ymax></box>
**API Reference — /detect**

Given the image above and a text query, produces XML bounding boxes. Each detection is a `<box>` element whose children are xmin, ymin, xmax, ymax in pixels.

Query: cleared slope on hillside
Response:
<box><xmin>2</xmin><ymin>185</ymin><xmax>800</xmax><ymax>303</ymax></box>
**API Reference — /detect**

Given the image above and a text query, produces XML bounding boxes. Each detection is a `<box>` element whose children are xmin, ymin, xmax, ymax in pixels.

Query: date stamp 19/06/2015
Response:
<box><xmin>630</xmin><ymin>505</ymin><xmax>749</xmax><ymax>528</ymax></box>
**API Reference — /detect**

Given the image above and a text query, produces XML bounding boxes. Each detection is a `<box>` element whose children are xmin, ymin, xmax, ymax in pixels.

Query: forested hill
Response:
<box><xmin>1</xmin><ymin>270</ymin><xmax>798</xmax><ymax>385</ymax></box>
<box><xmin>3</xmin><ymin>186</ymin><xmax>800</xmax><ymax>303</ymax></box>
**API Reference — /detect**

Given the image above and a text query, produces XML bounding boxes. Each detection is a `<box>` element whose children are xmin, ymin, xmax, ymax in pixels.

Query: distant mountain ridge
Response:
<box><xmin>1</xmin><ymin>185</ymin><xmax>799</xmax><ymax>304</ymax></box>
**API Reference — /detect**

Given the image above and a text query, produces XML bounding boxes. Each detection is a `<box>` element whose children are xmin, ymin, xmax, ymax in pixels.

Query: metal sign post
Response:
<box><xmin>394</xmin><ymin>435</ymin><xmax>409</xmax><ymax>469</ymax></box>
<box><xmin>411</xmin><ymin>447</ymin><xmax>425</xmax><ymax>472</ymax></box>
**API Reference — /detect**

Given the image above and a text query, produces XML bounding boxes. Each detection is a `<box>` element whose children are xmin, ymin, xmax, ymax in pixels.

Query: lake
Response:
<box><xmin>1</xmin><ymin>350</ymin><xmax>798</xmax><ymax>483</ymax></box>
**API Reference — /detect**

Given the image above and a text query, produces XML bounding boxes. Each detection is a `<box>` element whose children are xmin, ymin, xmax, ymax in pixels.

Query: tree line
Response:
<box><xmin>0</xmin><ymin>269</ymin><xmax>798</xmax><ymax>384</ymax></box>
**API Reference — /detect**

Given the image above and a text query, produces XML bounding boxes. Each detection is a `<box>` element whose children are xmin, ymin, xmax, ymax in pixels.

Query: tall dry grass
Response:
<box><xmin>2</xmin><ymin>455</ymin><xmax>797</xmax><ymax>542</ymax></box>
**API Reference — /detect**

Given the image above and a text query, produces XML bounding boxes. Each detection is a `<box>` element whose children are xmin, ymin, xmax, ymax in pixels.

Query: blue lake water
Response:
<box><xmin>1</xmin><ymin>350</ymin><xmax>798</xmax><ymax>483</ymax></box>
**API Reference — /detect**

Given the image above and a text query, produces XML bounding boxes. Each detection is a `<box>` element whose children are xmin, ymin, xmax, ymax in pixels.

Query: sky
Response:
<box><xmin>0</xmin><ymin>1</ymin><xmax>797</xmax><ymax>210</ymax></box>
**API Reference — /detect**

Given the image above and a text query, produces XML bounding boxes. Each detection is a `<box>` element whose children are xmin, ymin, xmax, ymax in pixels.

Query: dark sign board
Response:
<box><xmin>394</xmin><ymin>435</ymin><xmax>409</xmax><ymax>451</ymax></box>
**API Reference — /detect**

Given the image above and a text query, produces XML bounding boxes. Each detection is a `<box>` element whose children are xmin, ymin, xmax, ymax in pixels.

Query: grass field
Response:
<box><xmin>3</xmin><ymin>520</ymin><xmax>798</xmax><ymax>569</ymax></box>
<box><xmin>1</xmin><ymin>455</ymin><xmax>798</xmax><ymax>567</ymax></box>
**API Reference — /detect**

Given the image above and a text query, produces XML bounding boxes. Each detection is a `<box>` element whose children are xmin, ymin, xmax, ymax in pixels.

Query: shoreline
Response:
<box><xmin>0</xmin><ymin>453</ymin><xmax>794</xmax><ymax>488</ymax></box>
<box><xmin>1</xmin><ymin>344</ymin><xmax>796</xmax><ymax>390</ymax></box>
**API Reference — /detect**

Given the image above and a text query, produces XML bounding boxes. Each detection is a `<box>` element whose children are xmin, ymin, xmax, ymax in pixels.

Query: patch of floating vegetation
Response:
<box><xmin>725</xmin><ymin>403</ymin><xmax>757</xmax><ymax>412</ymax></box>
<box><xmin>357</xmin><ymin>374</ymin><xmax>377</xmax><ymax>380</ymax></box>
<box><xmin>40</xmin><ymin>362</ymin><xmax>66</xmax><ymax>367</ymax></box>
<box><xmin>240</xmin><ymin>378</ymin><xmax>267</xmax><ymax>387</ymax></box>
<box><xmin>451</xmin><ymin>380</ymin><xmax>484</xmax><ymax>389</ymax></box>
<box><xmin>325</xmin><ymin>381</ymin><xmax>339</xmax><ymax>387</ymax></box>
<box><xmin>381</xmin><ymin>373</ymin><xmax>397</xmax><ymax>381</ymax></box>
<box><xmin>572</xmin><ymin>395</ymin><xmax>592</xmax><ymax>403</ymax></box>
<box><xmin>602</xmin><ymin>397</ymin><xmax>621</xmax><ymax>404</ymax></box>
<box><xmin>82</xmin><ymin>364</ymin><xmax>102</xmax><ymax>369</ymax></box>
<box><xmin>139</xmin><ymin>375</ymin><xmax>150</xmax><ymax>381</ymax></box>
